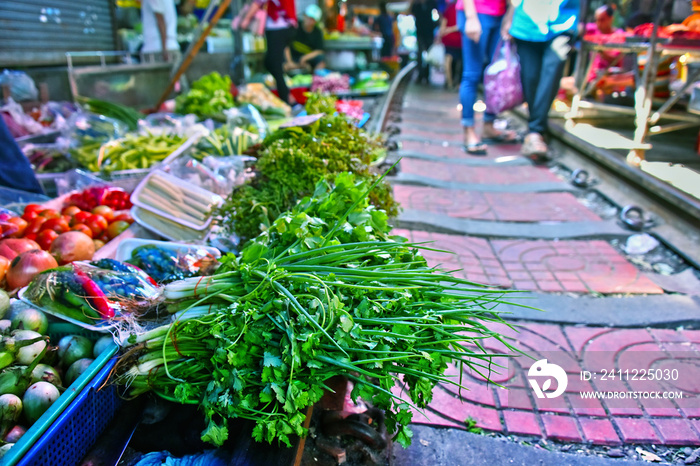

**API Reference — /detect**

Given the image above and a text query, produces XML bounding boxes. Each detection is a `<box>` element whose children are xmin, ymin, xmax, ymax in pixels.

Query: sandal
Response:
<box><xmin>464</xmin><ymin>142</ymin><xmax>487</xmax><ymax>156</ymax></box>
<box><xmin>481</xmin><ymin>130</ymin><xmax>522</xmax><ymax>144</ymax></box>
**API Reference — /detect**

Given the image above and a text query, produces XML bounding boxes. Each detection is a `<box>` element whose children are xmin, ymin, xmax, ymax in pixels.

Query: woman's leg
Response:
<box><xmin>514</xmin><ymin>38</ymin><xmax>550</xmax><ymax>157</ymax></box>
<box><xmin>459</xmin><ymin>11</ymin><xmax>485</xmax><ymax>151</ymax></box>
<box><xmin>478</xmin><ymin>13</ymin><xmax>503</xmax><ymax>126</ymax></box>
<box><xmin>264</xmin><ymin>27</ymin><xmax>293</xmax><ymax>104</ymax></box>
<box><xmin>529</xmin><ymin>35</ymin><xmax>570</xmax><ymax>134</ymax></box>
<box><xmin>444</xmin><ymin>53</ymin><xmax>453</xmax><ymax>89</ymax></box>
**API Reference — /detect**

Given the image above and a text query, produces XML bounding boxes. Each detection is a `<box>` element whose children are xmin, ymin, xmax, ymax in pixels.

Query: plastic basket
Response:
<box><xmin>1</xmin><ymin>323</ymin><xmax>121</xmax><ymax>466</ymax></box>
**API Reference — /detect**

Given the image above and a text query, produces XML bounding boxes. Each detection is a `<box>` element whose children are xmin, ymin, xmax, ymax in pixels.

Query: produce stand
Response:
<box><xmin>566</xmin><ymin>3</ymin><xmax>700</xmax><ymax>165</ymax></box>
<box><xmin>324</xmin><ymin>37</ymin><xmax>383</xmax><ymax>71</ymax></box>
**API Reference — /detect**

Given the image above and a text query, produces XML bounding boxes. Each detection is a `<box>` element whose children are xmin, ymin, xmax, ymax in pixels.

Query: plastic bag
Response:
<box><xmin>1</xmin><ymin>98</ymin><xmax>43</xmax><ymax>137</ymax></box>
<box><xmin>126</xmin><ymin>243</ymin><xmax>219</xmax><ymax>284</ymax></box>
<box><xmin>23</xmin><ymin>260</ymin><xmax>161</xmax><ymax>326</ymax></box>
<box><xmin>165</xmin><ymin>154</ymin><xmax>255</xmax><ymax>195</ymax></box>
<box><xmin>426</xmin><ymin>43</ymin><xmax>445</xmax><ymax>68</ymax></box>
<box><xmin>224</xmin><ymin>104</ymin><xmax>268</xmax><ymax>139</ymax></box>
<box><xmin>0</xmin><ymin>70</ymin><xmax>38</xmax><ymax>102</ymax></box>
<box><xmin>484</xmin><ymin>40</ymin><xmax>524</xmax><ymax>114</ymax></box>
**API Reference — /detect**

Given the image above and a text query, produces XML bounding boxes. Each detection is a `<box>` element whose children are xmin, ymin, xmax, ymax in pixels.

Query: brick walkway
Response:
<box><xmin>389</xmin><ymin>84</ymin><xmax>694</xmax><ymax>449</ymax></box>
<box><xmin>392</xmin><ymin>323</ymin><xmax>700</xmax><ymax>446</ymax></box>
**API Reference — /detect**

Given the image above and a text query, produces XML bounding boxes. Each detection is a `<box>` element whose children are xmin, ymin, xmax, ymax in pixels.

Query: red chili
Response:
<box><xmin>73</xmin><ymin>265</ymin><xmax>115</xmax><ymax>319</ymax></box>
<box><xmin>126</xmin><ymin>263</ymin><xmax>158</xmax><ymax>286</ymax></box>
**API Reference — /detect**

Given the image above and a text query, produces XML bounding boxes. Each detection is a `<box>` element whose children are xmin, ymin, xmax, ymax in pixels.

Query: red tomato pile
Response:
<box><xmin>13</xmin><ymin>203</ymin><xmax>134</xmax><ymax>251</ymax></box>
<box><xmin>65</xmin><ymin>186</ymin><xmax>132</xmax><ymax>212</ymax></box>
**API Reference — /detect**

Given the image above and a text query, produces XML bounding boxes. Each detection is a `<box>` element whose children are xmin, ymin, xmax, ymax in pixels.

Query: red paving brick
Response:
<box><xmin>579</xmin><ymin>418</ymin><xmax>622</xmax><ymax>445</ymax></box>
<box><xmin>503</xmin><ymin>410</ymin><xmax>543</xmax><ymax>436</ymax></box>
<box><xmin>399</xmin><ymin>127</ymin><xmax>464</xmax><ymax>144</ymax></box>
<box><xmin>542</xmin><ymin>415</ymin><xmax>582</xmax><ymax>442</ymax></box>
<box><xmin>653</xmin><ymin>419</ymin><xmax>700</xmax><ymax>445</ymax></box>
<box><xmin>393</xmin><ymin>185</ymin><xmax>600</xmax><ymax>222</ymax></box>
<box><xmin>400</xmin><ymin>158</ymin><xmax>561</xmax><ymax>184</ymax></box>
<box><xmin>615</xmin><ymin>418</ymin><xmax>661</xmax><ymax>443</ymax></box>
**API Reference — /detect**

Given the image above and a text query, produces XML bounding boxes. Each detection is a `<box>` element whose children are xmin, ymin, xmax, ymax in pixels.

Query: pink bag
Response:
<box><xmin>484</xmin><ymin>40</ymin><xmax>524</xmax><ymax>114</ymax></box>
<box><xmin>232</xmin><ymin>3</ymin><xmax>267</xmax><ymax>36</ymax></box>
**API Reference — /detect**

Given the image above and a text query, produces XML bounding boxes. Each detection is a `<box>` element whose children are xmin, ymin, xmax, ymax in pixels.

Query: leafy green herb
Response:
<box><xmin>175</xmin><ymin>72</ymin><xmax>235</xmax><ymax>120</ymax></box>
<box><xmin>217</xmin><ymin>94</ymin><xmax>397</xmax><ymax>243</ymax></box>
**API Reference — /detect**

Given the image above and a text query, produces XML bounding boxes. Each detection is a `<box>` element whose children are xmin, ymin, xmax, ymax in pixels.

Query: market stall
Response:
<box><xmin>565</xmin><ymin>1</ymin><xmax>700</xmax><ymax>165</ymax></box>
<box><xmin>0</xmin><ymin>69</ymin><xmax>522</xmax><ymax>464</ymax></box>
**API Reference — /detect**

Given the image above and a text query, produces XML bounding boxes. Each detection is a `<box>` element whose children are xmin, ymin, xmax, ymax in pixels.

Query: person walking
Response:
<box><xmin>501</xmin><ymin>0</ymin><xmax>580</xmax><ymax>159</ymax></box>
<box><xmin>437</xmin><ymin>0</ymin><xmax>461</xmax><ymax>90</ymax></box>
<box><xmin>140</xmin><ymin>0</ymin><xmax>180</xmax><ymax>63</ymax></box>
<box><xmin>458</xmin><ymin>0</ymin><xmax>518</xmax><ymax>155</ymax></box>
<box><xmin>375</xmin><ymin>2</ymin><xmax>396</xmax><ymax>58</ymax></box>
<box><xmin>241</xmin><ymin>0</ymin><xmax>298</xmax><ymax>104</ymax></box>
<box><xmin>410</xmin><ymin>0</ymin><xmax>439</xmax><ymax>84</ymax></box>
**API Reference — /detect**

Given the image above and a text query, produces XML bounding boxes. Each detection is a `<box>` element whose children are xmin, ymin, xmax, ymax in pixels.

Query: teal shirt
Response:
<box><xmin>509</xmin><ymin>0</ymin><xmax>579</xmax><ymax>42</ymax></box>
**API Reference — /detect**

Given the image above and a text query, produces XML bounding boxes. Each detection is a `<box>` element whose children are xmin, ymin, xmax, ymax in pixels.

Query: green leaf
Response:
<box><xmin>340</xmin><ymin>314</ymin><xmax>354</xmax><ymax>332</ymax></box>
<box><xmin>263</xmin><ymin>351</ymin><xmax>283</xmax><ymax>368</ymax></box>
<box><xmin>201</xmin><ymin>418</ymin><xmax>229</xmax><ymax>447</ymax></box>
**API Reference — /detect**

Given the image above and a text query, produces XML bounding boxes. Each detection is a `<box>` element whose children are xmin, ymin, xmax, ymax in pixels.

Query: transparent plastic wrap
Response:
<box><xmin>64</xmin><ymin>112</ymin><xmax>127</xmax><ymax>145</ymax></box>
<box><xmin>140</xmin><ymin>113</ymin><xmax>209</xmax><ymax>139</ymax></box>
<box><xmin>125</xmin><ymin>243</ymin><xmax>219</xmax><ymax>284</ymax></box>
<box><xmin>0</xmin><ymin>70</ymin><xmax>38</xmax><ymax>101</ymax></box>
<box><xmin>1</xmin><ymin>98</ymin><xmax>43</xmax><ymax>137</ymax></box>
<box><xmin>166</xmin><ymin>154</ymin><xmax>255</xmax><ymax>195</ymax></box>
<box><xmin>22</xmin><ymin>260</ymin><xmax>161</xmax><ymax>328</ymax></box>
<box><xmin>192</xmin><ymin>126</ymin><xmax>261</xmax><ymax>161</ymax></box>
<box><xmin>224</xmin><ymin>104</ymin><xmax>268</xmax><ymax>139</ymax></box>
<box><xmin>0</xmin><ymin>208</ymin><xmax>21</xmax><ymax>238</ymax></box>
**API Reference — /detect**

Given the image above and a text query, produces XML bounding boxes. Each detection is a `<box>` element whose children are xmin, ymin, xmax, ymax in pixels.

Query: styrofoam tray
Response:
<box><xmin>115</xmin><ymin>237</ymin><xmax>221</xmax><ymax>262</ymax></box>
<box><xmin>131</xmin><ymin>206</ymin><xmax>211</xmax><ymax>242</ymax></box>
<box><xmin>131</xmin><ymin>169</ymin><xmax>222</xmax><ymax>231</ymax></box>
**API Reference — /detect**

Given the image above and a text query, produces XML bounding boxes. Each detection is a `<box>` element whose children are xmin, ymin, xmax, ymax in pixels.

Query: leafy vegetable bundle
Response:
<box><xmin>114</xmin><ymin>173</ymin><xmax>517</xmax><ymax>449</ymax></box>
<box><xmin>217</xmin><ymin>94</ymin><xmax>397</xmax><ymax>243</ymax></box>
<box><xmin>175</xmin><ymin>72</ymin><xmax>235</xmax><ymax>120</ymax></box>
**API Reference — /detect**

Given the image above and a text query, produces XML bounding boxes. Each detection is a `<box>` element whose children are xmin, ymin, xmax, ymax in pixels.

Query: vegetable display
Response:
<box><xmin>175</xmin><ymin>72</ymin><xmax>235</xmax><ymax>120</ymax></box>
<box><xmin>217</xmin><ymin>94</ymin><xmax>396</xmax><ymax>243</ymax></box>
<box><xmin>237</xmin><ymin>83</ymin><xmax>291</xmax><ymax>118</ymax></box>
<box><xmin>79</xmin><ymin>98</ymin><xmax>144</xmax><ymax>132</ymax></box>
<box><xmin>94</xmin><ymin>132</ymin><xmax>186</xmax><ymax>174</ymax></box>
<box><xmin>114</xmin><ymin>173</ymin><xmax>516</xmax><ymax>449</ymax></box>
<box><xmin>125</xmin><ymin>244</ymin><xmax>217</xmax><ymax>284</ymax></box>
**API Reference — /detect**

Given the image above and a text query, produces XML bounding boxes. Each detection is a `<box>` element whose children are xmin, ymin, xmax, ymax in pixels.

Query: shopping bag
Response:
<box><xmin>231</xmin><ymin>3</ymin><xmax>267</xmax><ymax>36</ymax></box>
<box><xmin>426</xmin><ymin>43</ymin><xmax>445</xmax><ymax>68</ymax></box>
<box><xmin>483</xmin><ymin>40</ymin><xmax>524</xmax><ymax>114</ymax></box>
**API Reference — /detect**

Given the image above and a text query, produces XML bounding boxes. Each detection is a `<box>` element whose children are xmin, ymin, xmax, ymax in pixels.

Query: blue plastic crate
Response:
<box><xmin>1</xmin><ymin>324</ymin><xmax>122</xmax><ymax>466</ymax></box>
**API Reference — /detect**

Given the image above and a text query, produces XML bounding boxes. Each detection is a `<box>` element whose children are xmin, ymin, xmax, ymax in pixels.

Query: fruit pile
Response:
<box><xmin>0</xmin><ymin>304</ymin><xmax>113</xmax><ymax>454</ymax></box>
<box><xmin>0</xmin><ymin>186</ymin><xmax>135</xmax><ymax>291</ymax></box>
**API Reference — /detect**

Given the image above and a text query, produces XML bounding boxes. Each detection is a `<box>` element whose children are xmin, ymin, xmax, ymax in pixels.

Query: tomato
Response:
<box><xmin>25</xmin><ymin>217</ymin><xmax>47</xmax><ymax>236</ymax></box>
<box><xmin>41</xmin><ymin>218</ymin><xmax>70</xmax><ymax>234</ymax></box>
<box><xmin>93</xmin><ymin>239</ymin><xmax>106</xmax><ymax>250</ymax></box>
<box><xmin>22</xmin><ymin>204</ymin><xmax>44</xmax><ymax>222</ymax></box>
<box><xmin>24</xmin><ymin>233</ymin><xmax>37</xmax><ymax>242</ymax></box>
<box><xmin>61</xmin><ymin>206</ymin><xmax>82</xmax><ymax>217</ymax></box>
<box><xmin>85</xmin><ymin>214</ymin><xmax>108</xmax><ymax>236</ymax></box>
<box><xmin>91</xmin><ymin>205</ymin><xmax>114</xmax><ymax>222</ymax></box>
<box><xmin>106</xmin><ymin>220</ymin><xmax>130</xmax><ymax>240</ymax></box>
<box><xmin>6</xmin><ymin>249</ymin><xmax>58</xmax><ymax>289</ymax></box>
<box><xmin>36</xmin><ymin>230</ymin><xmax>59</xmax><ymax>250</ymax></box>
<box><xmin>71</xmin><ymin>211</ymin><xmax>92</xmax><ymax>227</ymax></box>
<box><xmin>112</xmin><ymin>212</ymin><xmax>134</xmax><ymax>224</ymax></box>
<box><xmin>98</xmin><ymin>232</ymin><xmax>110</xmax><ymax>243</ymax></box>
<box><xmin>37</xmin><ymin>209</ymin><xmax>60</xmax><ymax>219</ymax></box>
<box><xmin>7</xmin><ymin>217</ymin><xmax>28</xmax><ymax>238</ymax></box>
<box><xmin>71</xmin><ymin>224</ymin><xmax>93</xmax><ymax>238</ymax></box>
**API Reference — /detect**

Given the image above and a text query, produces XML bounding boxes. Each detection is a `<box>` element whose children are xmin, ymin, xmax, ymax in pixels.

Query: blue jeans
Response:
<box><xmin>514</xmin><ymin>36</ymin><xmax>571</xmax><ymax>134</ymax></box>
<box><xmin>458</xmin><ymin>11</ymin><xmax>503</xmax><ymax>128</ymax></box>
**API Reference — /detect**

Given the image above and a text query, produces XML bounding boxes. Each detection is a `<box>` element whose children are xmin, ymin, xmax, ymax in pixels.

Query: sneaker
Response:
<box><xmin>521</xmin><ymin>133</ymin><xmax>548</xmax><ymax>159</ymax></box>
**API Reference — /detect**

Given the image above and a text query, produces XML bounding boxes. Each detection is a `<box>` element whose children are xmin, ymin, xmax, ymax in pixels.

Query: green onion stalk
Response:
<box><xmin>113</xmin><ymin>171</ymin><xmax>525</xmax><ymax>449</ymax></box>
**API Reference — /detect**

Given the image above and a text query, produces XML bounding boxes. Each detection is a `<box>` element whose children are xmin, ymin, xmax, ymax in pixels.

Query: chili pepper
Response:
<box><xmin>72</xmin><ymin>264</ymin><xmax>116</xmax><ymax>319</ymax></box>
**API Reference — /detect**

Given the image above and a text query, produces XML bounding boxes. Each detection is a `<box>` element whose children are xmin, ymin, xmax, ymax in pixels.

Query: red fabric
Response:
<box><xmin>267</xmin><ymin>0</ymin><xmax>296</xmax><ymax>24</ymax></box>
<box><xmin>442</xmin><ymin>3</ymin><xmax>461</xmax><ymax>49</ymax></box>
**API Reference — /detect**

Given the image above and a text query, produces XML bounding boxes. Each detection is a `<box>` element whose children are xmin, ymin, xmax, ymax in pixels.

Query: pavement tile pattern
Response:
<box><xmin>393</xmin><ymin>323</ymin><xmax>700</xmax><ymax>446</ymax></box>
<box><xmin>393</xmin><ymin>185</ymin><xmax>601</xmax><ymax>222</ymax></box>
<box><xmin>388</xmin><ymin>85</ymin><xmax>691</xmax><ymax>447</ymax></box>
<box><xmin>393</xmin><ymin>229</ymin><xmax>663</xmax><ymax>294</ymax></box>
